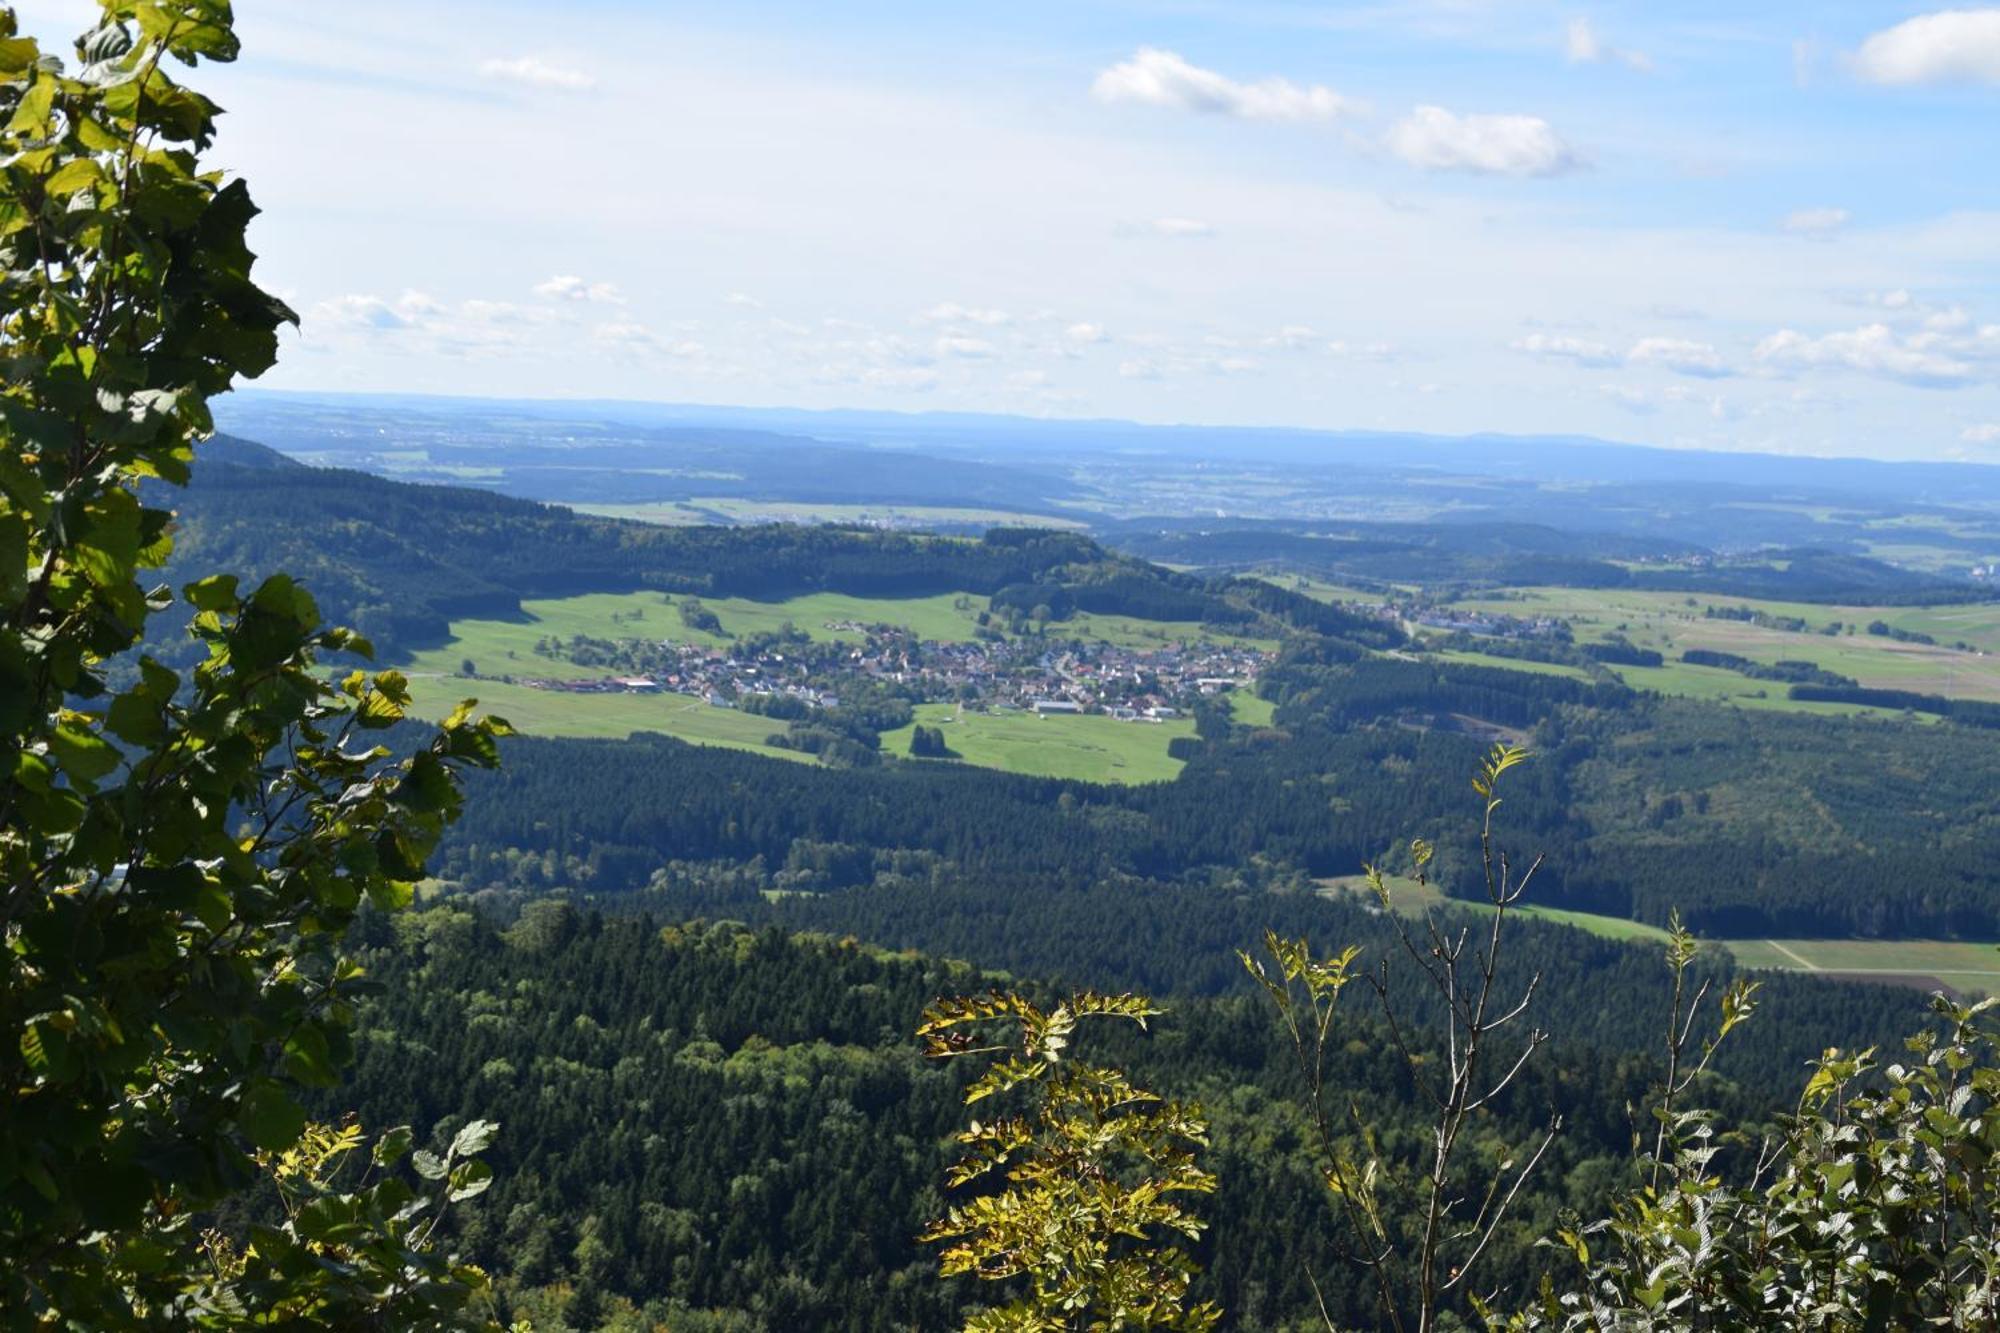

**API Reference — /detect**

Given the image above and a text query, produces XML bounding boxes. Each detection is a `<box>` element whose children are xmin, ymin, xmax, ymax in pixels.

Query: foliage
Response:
<box><xmin>195</xmin><ymin>1116</ymin><xmax>505</xmax><ymax>1326</ymax></box>
<box><xmin>1498</xmin><ymin>992</ymin><xmax>2000</xmax><ymax>1330</ymax></box>
<box><xmin>1245</xmin><ymin>746</ymin><xmax>1563</xmax><ymax>1332</ymax></box>
<box><xmin>0</xmin><ymin>3</ymin><xmax>505</xmax><ymax>1323</ymax></box>
<box><xmin>919</xmin><ymin>990</ymin><xmax>1220</xmax><ymax>1331</ymax></box>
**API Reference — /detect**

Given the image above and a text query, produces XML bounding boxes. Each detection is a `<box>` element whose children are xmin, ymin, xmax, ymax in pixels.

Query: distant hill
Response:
<box><xmin>1101</xmin><ymin>517</ymin><xmax>1995</xmax><ymax>605</ymax></box>
<box><xmin>160</xmin><ymin>438</ymin><xmax>1393</xmax><ymax>657</ymax></box>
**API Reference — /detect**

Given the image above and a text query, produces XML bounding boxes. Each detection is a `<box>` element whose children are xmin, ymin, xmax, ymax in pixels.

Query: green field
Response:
<box><xmin>1318</xmin><ymin>876</ymin><xmax>1998</xmax><ymax>993</ymax></box>
<box><xmin>402</xmin><ymin>676</ymin><xmax>812</xmax><ymax>758</ymax></box>
<box><xmin>401</xmin><ymin>589</ymin><xmax>997</xmax><ymax>683</ymax></box>
<box><xmin>1722</xmin><ymin>937</ymin><xmax>2000</xmax><ymax>996</ymax></box>
<box><xmin>404</xmin><ymin>589</ymin><xmax>1270</xmax><ymax>684</ymax></box>
<box><xmin>1318</xmin><ymin>875</ymin><xmax>1677</xmax><ymax>944</ymax></box>
<box><xmin>1447</xmin><ymin>586</ymin><xmax>2000</xmax><ymax>708</ymax></box>
<box><xmin>1229</xmin><ymin>689</ymin><xmax>1277</xmax><ymax>727</ymax></box>
<box><xmin>398</xmin><ymin>589</ymin><xmax>1245</xmax><ymax>780</ymax></box>
<box><xmin>880</xmin><ymin>703</ymin><xmax>1194</xmax><ymax>784</ymax></box>
<box><xmin>574</xmin><ymin>499</ymin><xmax>1086</xmax><ymax>530</ymax></box>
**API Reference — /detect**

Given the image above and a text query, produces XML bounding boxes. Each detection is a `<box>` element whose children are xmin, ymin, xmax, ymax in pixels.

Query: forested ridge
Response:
<box><xmin>332</xmin><ymin>908</ymin><xmax>1920</xmax><ymax>1331</ymax></box>
<box><xmin>160</xmin><ymin>439</ymin><xmax>1386</xmax><ymax>658</ymax></box>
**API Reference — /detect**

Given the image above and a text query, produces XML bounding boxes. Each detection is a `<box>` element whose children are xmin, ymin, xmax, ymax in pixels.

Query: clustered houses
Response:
<box><xmin>514</xmin><ymin>621</ymin><xmax>1273</xmax><ymax>719</ymax></box>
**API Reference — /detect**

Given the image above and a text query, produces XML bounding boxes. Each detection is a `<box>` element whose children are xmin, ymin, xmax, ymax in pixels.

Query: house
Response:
<box><xmin>1032</xmin><ymin>699</ymin><xmax>1083</xmax><ymax>715</ymax></box>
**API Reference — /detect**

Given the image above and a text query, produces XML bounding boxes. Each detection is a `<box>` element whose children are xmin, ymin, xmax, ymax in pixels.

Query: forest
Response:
<box><xmin>328</xmin><ymin>907</ymin><xmax>1924</xmax><ymax>1330</ymax></box>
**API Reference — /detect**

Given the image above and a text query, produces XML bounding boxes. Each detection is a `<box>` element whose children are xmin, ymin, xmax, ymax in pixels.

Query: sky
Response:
<box><xmin>18</xmin><ymin>1</ymin><xmax>2000</xmax><ymax>461</ymax></box>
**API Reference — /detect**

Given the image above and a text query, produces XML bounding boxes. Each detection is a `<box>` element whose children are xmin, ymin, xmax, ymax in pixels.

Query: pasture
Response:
<box><xmin>1448</xmin><ymin>586</ymin><xmax>2000</xmax><ymax>706</ymax></box>
<box><xmin>1723</xmin><ymin>937</ymin><xmax>2000</xmax><ymax>997</ymax></box>
<box><xmin>880</xmin><ymin>703</ymin><xmax>1194</xmax><ymax>784</ymax></box>
<box><xmin>401</xmin><ymin>676</ymin><xmax>810</xmax><ymax>757</ymax></box>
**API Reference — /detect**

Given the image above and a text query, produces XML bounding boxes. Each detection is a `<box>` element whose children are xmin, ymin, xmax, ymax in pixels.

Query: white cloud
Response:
<box><xmin>724</xmin><ymin>292</ymin><xmax>763</xmax><ymax>309</ymax></box>
<box><xmin>921</xmin><ymin>302</ymin><xmax>1011</xmax><ymax>326</ymax></box>
<box><xmin>1565</xmin><ymin>18</ymin><xmax>1652</xmax><ymax>72</ymax></box>
<box><xmin>856</xmin><ymin>366</ymin><xmax>939</xmax><ymax>392</ymax></box>
<box><xmin>1963</xmin><ymin>423</ymin><xmax>2000</xmax><ymax>443</ymax></box>
<box><xmin>1148</xmin><ymin>217</ymin><xmax>1215</xmax><ymax>238</ymax></box>
<box><xmin>1754</xmin><ymin>323</ymin><xmax>1976</xmax><ymax>387</ymax></box>
<box><xmin>1118</xmin><ymin>358</ymin><xmax>1163</xmax><ymax>380</ymax></box>
<box><xmin>1627</xmin><ymin>336</ymin><xmax>1730</xmax><ymax>378</ymax></box>
<box><xmin>1853</xmin><ymin>9</ymin><xmax>2000</xmax><ymax>86</ymax></box>
<box><xmin>310</xmin><ymin>291</ymin><xmax>442</xmax><ymax>332</ymax></box>
<box><xmin>1385</xmin><ymin>106</ymin><xmax>1581</xmax><ymax>177</ymax></box>
<box><xmin>935</xmin><ymin>335</ymin><xmax>998</xmax><ymax>359</ymax></box>
<box><xmin>592</xmin><ymin>319</ymin><xmax>656</xmax><ymax>346</ymax></box>
<box><xmin>478</xmin><ymin>56</ymin><xmax>597</xmax><ymax>92</ymax></box>
<box><xmin>1264</xmin><ymin>325</ymin><xmax>1320</xmax><ymax>350</ymax></box>
<box><xmin>1512</xmin><ymin>332</ymin><xmax>1619</xmax><ymax>367</ymax></box>
<box><xmin>1324</xmin><ymin>340</ymin><xmax>1397</xmax><ymax>360</ymax></box>
<box><xmin>534</xmin><ymin>274</ymin><xmax>624</xmax><ymax>304</ymax></box>
<box><xmin>1064</xmin><ymin>322</ymin><xmax>1108</xmax><ymax>344</ymax></box>
<box><xmin>1091</xmin><ymin>47</ymin><xmax>1363</xmax><ymax>122</ymax></box>
<box><xmin>1780</xmin><ymin>207</ymin><xmax>1849</xmax><ymax>237</ymax></box>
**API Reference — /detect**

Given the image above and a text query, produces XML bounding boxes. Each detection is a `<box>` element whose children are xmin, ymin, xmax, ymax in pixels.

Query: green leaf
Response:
<box><xmin>449</xmin><ymin>1118</ymin><xmax>499</xmax><ymax>1159</ymax></box>
<box><xmin>238</xmin><ymin>1081</ymin><xmax>307</xmax><ymax>1151</ymax></box>
<box><xmin>411</xmin><ymin>1148</ymin><xmax>448</xmax><ymax>1181</ymax></box>
<box><xmin>50</xmin><ymin>720</ymin><xmax>122</xmax><ymax>783</ymax></box>
<box><xmin>183</xmin><ymin>573</ymin><xmax>239</xmax><ymax>612</ymax></box>
<box><xmin>372</xmin><ymin>1125</ymin><xmax>415</xmax><ymax>1168</ymax></box>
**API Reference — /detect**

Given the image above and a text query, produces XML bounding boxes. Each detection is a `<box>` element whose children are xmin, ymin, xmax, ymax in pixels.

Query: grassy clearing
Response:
<box><xmin>403</xmin><ymin>589</ymin><xmax>1269</xmax><ymax>684</ymax></box>
<box><xmin>1448</xmin><ymin>585</ymin><xmax>2000</xmax><ymax>707</ymax></box>
<box><xmin>1319</xmin><ymin>873</ymin><xmax>2000</xmax><ymax>992</ymax></box>
<box><xmin>402</xmin><ymin>676</ymin><xmax>811</xmax><ymax>758</ymax></box>
<box><xmin>1428</xmin><ymin>648</ymin><xmax>1594</xmax><ymax>681</ymax></box>
<box><xmin>879</xmin><ymin>703</ymin><xmax>1193</xmax><ymax>784</ymax></box>
<box><xmin>1316</xmin><ymin>875</ymin><xmax>1676</xmax><ymax>944</ymax></box>
<box><xmin>1228</xmin><ymin>689</ymin><xmax>1277</xmax><ymax>727</ymax></box>
<box><xmin>1722</xmin><ymin>937</ymin><xmax>2000</xmax><ymax>997</ymax></box>
<box><xmin>576</xmin><ymin>499</ymin><xmax>1086</xmax><ymax>530</ymax></box>
<box><xmin>400</xmin><ymin>589</ymin><xmax>996</xmax><ymax>682</ymax></box>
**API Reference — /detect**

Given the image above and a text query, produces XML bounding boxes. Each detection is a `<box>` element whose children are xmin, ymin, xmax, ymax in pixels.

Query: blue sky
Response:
<box><xmin>19</xmin><ymin>0</ymin><xmax>2000</xmax><ymax>460</ymax></box>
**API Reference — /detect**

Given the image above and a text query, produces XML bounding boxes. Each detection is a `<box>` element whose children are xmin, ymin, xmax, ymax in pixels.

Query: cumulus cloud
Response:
<box><xmin>1324</xmin><ymin>339</ymin><xmax>1397</xmax><ymax>360</ymax></box>
<box><xmin>1116</xmin><ymin>216</ymin><xmax>1218</xmax><ymax>239</ymax></box>
<box><xmin>724</xmin><ymin>292</ymin><xmax>763</xmax><ymax>309</ymax></box>
<box><xmin>935</xmin><ymin>335</ymin><xmax>998</xmax><ymax>359</ymax></box>
<box><xmin>1263</xmin><ymin>325</ymin><xmax>1320</xmax><ymax>351</ymax></box>
<box><xmin>1565</xmin><ymin>18</ymin><xmax>1652</xmax><ymax>72</ymax></box>
<box><xmin>1963</xmin><ymin>423</ymin><xmax>2000</xmax><ymax>443</ymax></box>
<box><xmin>1064</xmin><ymin>322</ymin><xmax>1108</xmax><ymax>345</ymax></box>
<box><xmin>921</xmin><ymin>302</ymin><xmax>1011</xmax><ymax>326</ymax></box>
<box><xmin>1385</xmin><ymin>106</ymin><xmax>1581</xmax><ymax>176</ymax></box>
<box><xmin>1512</xmin><ymin>332</ymin><xmax>1619</xmax><ymax>367</ymax></box>
<box><xmin>858</xmin><ymin>366</ymin><xmax>939</xmax><ymax>391</ymax></box>
<box><xmin>1754</xmin><ymin>323</ymin><xmax>1978</xmax><ymax>387</ymax></box>
<box><xmin>1780</xmin><ymin>207</ymin><xmax>1850</xmax><ymax>237</ymax></box>
<box><xmin>1118</xmin><ymin>358</ymin><xmax>1163</xmax><ymax>380</ymax></box>
<box><xmin>534</xmin><ymin>274</ymin><xmax>624</xmax><ymax>304</ymax></box>
<box><xmin>1513</xmin><ymin>332</ymin><xmax>1731</xmax><ymax>377</ymax></box>
<box><xmin>478</xmin><ymin>56</ymin><xmax>597</xmax><ymax>92</ymax></box>
<box><xmin>1091</xmin><ymin>47</ymin><xmax>1363</xmax><ymax>122</ymax></box>
<box><xmin>1628</xmin><ymin>337</ymin><xmax>1730</xmax><ymax>378</ymax></box>
<box><xmin>311</xmin><ymin>291</ymin><xmax>442</xmax><ymax>332</ymax></box>
<box><xmin>1853</xmin><ymin>9</ymin><xmax>2000</xmax><ymax>86</ymax></box>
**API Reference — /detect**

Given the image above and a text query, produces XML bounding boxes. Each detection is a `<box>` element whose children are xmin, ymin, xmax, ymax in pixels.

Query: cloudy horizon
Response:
<box><xmin>15</xmin><ymin>0</ymin><xmax>2000</xmax><ymax>462</ymax></box>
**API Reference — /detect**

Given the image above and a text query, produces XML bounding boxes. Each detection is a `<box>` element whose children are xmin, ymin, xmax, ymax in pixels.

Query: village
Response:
<box><xmin>510</xmin><ymin>619</ymin><xmax>1272</xmax><ymax>721</ymax></box>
